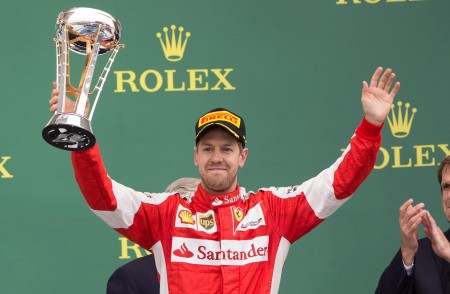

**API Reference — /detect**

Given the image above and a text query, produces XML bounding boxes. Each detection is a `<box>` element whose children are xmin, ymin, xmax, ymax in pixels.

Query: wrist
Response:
<box><xmin>402</xmin><ymin>260</ymin><xmax>414</xmax><ymax>276</ymax></box>
<box><xmin>356</xmin><ymin>117</ymin><xmax>383</xmax><ymax>141</ymax></box>
<box><xmin>364</xmin><ymin>116</ymin><xmax>383</xmax><ymax>126</ymax></box>
<box><xmin>401</xmin><ymin>247</ymin><xmax>416</xmax><ymax>267</ymax></box>
<box><xmin>402</xmin><ymin>258</ymin><xmax>414</xmax><ymax>267</ymax></box>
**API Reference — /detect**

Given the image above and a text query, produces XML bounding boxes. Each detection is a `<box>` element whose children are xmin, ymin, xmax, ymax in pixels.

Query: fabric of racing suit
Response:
<box><xmin>71</xmin><ymin>118</ymin><xmax>382</xmax><ymax>294</ymax></box>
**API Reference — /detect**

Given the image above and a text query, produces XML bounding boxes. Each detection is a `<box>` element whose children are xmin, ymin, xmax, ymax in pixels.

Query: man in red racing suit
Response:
<box><xmin>65</xmin><ymin>67</ymin><xmax>400</xmax><ymax>293</ymax></box>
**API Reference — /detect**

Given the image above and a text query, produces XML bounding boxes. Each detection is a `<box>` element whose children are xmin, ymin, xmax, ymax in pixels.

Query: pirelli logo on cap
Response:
<box><xmin>198</xmin><ymin>111</ymin><xmax>241</xmax><ymax>128</ymax></box>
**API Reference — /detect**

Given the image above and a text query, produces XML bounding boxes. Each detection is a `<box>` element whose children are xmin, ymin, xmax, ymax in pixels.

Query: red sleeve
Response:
<box><xmin>71</xmin><ymin>143</ymin><xmax>175</xmax><ymax>249</ymax></box>
<box><xmin>265</xmin><ymin>117</ymin><xmax>382</xmax><ymax>243</ymax></box>
<box><xmin>333</xmin><ymin>117</ymin><xmax>382</xmax><ymax>200</ymax></box>
<box><xmin>72</xmin><ymin>143</ymin><xmax>117</xmax><ymax>210</ymax></box>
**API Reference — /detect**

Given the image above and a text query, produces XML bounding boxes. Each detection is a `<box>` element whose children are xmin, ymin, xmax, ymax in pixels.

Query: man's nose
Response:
<box><xmin>211</xmin><ymin>149</ymin><xmax>223</xmax><ymax>162</ymax></box>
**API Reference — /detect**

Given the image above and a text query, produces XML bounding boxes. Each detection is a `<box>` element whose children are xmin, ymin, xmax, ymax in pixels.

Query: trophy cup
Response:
<box><xmin>42</xmin><ymin>7</ymin><xmax>123</xmax><ymax>151</ymax></box>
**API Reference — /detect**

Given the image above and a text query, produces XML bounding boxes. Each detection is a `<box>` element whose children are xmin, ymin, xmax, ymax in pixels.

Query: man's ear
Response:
<box><xmin>239</xmin><ymin>148</ymin><xmax>248</xmax><ymax>168</ymax></box>
<box><xmin>193</xmin><ymin>146</ymin><xmax>198</xmax><ymax>166</ymax></box>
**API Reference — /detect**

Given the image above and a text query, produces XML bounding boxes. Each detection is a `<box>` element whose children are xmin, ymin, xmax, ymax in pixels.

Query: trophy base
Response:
<box><xmin>42</xmin><ymin>113</ymin><xmax>96</xmax><ymax>151</ymax></box>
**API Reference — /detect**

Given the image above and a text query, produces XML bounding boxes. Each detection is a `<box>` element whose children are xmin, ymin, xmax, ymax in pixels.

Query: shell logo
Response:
<box><xmin>178</xmin><ymin>210</ymin><xmax>195</xmax><ymax>225</ymax></box>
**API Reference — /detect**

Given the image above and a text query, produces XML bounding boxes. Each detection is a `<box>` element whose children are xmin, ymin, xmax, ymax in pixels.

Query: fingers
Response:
<box><xmin>50</xmin><ymin>82</ymin><xmax>59</xmax><ymax>100</ymax></box>
<box><xmin>422</xmin><ymin>210</ymin><xmax>450</xmax><ymax>258</ymax></box>
<box><xmin>383</xmin><ymin>72</ymin><xmax>395</xmax><ymax>91</ymax></box>
<box><xmin>399</xmin><ymin>199</ymin><xmax>414</xmax><ymax>219</ymax></box>
<box><xmin>389</xmin><ymin>81</ymin><xmax>401</xmax><ymax>97</ymax></box>
<box><xmin>399</xmin><ymin>199</ymin><xmax>420</xmax><ymax>222</ymax></box>
<box><xmin>368</xmin><ymin>67</ymin><xmax>400</xmax><ymax>95</ymax></box>
<box><xmin>423</xmin><ymin>211</ymin><xmax>449</xmax><ymax>252</ymax></box>
<box><xmin>49</xmin><ymin>83</ymin><xmax>59</xmax><ymax>113</ymax></box>
<box><xmin>361</xmin><ymin>81</ymin><xmax>369</xmax><ymax>96</ymax></box>
<box><xmin>369</xmin><ymin>67</ymin><xmax>383</xmax><ymax>88</ymax></box>
<box><xmin>422</xmin><ymin>210</ymin><xmax>437</xmax><ymax>231</ymax></box>
<box><xmin>409</xmin><ymin>211</ymin><xmax>425</xmax><ymax>232</ymax></box>
<box><xmin>399</xmin><ymin>199</ymin><xmax>426</xmax><ymax>234</ymax></box>
<box><xmin>377</xmin><ymin>68</ymin><xmax>392</xmax><ymax>89</ymax></box>
<box><xmin>49</xmin><ymin>95</ymin><xmax>58</xmax><ymax>113</ymax></box>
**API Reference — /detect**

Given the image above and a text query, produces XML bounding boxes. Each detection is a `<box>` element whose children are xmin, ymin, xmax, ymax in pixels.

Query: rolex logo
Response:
<box><xmin>387</xmin><ymin>101</ymin><xmax>417</xmax><ymax>138</ymax></box>
<box><xmin>156</xmin><ymin>25</ymin><xmax>191</xmax><ymax>62</ymax></box>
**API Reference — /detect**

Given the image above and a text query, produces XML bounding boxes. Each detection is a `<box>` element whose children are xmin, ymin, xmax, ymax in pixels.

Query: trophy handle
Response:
<box><xmin>89</xmin><ymin>44</ymin><xmax>124</xmax><ymax>121</ymax></box>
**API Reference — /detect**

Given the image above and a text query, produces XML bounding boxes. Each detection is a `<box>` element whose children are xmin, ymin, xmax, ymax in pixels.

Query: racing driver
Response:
<box><xmin>49</xmin><ymin>67</ymin><xmax>400</xmax><ymax>293</ymax></box>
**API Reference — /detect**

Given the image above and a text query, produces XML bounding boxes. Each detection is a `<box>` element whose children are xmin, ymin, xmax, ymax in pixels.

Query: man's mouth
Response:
<box><xmin>208</xmin><ymin>167</ymin><xmax>226</xmax><ymax>171</ymax></box>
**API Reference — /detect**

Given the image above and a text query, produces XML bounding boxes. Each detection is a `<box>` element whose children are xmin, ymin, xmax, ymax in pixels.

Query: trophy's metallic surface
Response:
<box><xmin>42</xmin><ymin>7</ymin><xmax>123</xmax><ymax>151</ymax></box>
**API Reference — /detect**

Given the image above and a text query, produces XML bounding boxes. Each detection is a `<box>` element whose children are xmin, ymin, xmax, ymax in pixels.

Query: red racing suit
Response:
<box><xmin>72</xmin><ymin>118</ymin><xmax>382</xmax><ymax>294</ymax></box>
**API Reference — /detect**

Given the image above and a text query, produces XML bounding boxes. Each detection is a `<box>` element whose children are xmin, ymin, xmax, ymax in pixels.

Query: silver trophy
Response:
<box><xmin>42</xmin><ymin>7</ymin><xmax>123</xmax><ymax>151</ymax></box>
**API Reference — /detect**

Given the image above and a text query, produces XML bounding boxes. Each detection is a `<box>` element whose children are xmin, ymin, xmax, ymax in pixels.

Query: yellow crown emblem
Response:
<box><xmin>156</xmin><ymin>25</ymin><xmax>191</xmax><ymax>62</ymax></box>
<box><xmin>387</xmin><ymin>101</ymin><xmax>417</xmax><ymax>138</ymax></box>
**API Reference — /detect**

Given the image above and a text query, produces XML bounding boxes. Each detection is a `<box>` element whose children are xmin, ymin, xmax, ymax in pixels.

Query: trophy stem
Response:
<box><xmin>55</xmin><ymin>24</ymin><xmax>69</xmax><ymax>113</ymax></box>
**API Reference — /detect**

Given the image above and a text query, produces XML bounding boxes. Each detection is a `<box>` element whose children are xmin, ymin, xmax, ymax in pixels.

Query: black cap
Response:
<box><xmin>195</xmin><ymin>108</ymin><xmax>246</xmax><ymax>147</ymax></box>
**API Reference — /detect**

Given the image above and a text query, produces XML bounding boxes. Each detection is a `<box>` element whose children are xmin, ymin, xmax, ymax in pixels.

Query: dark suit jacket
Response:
<box><xmin>106</xmin><ymin>255</ymin><xmax>159</xmax><ymax>294</ymax></box>
<box><xmin>375</xmin><ymin>229</ymin><xmax>450</xmax><ymax>294</ymax></box>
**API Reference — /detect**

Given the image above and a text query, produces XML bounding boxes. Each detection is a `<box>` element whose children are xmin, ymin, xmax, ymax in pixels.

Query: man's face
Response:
<box><xmin>441</xmin><ymin>165</ymin><xmax>450</xmax><ymax>222</ymax></box>
<box><xmin>194</xmin><ymin>128</ymin><xmax>248</xmax><ymax>195</ymax></box>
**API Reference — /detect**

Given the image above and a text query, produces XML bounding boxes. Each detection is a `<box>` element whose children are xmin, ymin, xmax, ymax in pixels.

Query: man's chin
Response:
<box><xmin>204</xmin><ymin>180</ymin><xmax>231</xmax><ymax>194</ymax></box>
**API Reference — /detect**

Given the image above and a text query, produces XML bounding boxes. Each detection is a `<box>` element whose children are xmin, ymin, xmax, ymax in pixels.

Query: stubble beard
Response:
<box><xmin>202</xmin><ymin>172</ymin><xmax>237</xmax><ymax>195</ymax></box>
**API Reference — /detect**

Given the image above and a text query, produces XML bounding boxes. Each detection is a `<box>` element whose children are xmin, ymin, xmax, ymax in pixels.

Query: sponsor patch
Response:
<box><xmin>232</xmin><ymin>202</ymin><xmax>266</xmax><ymax>234</ymax></box>
<box><xmin>233</xmin><ymin>207</ymin><xmax>244</xmax><ymax>222</ymax></box>
<box><xmin>175</xmin><ymin>205</ymin><xmax>197</xmax><ymax>229</ymax></box>
<box><xmin>173</xmin><ymin>243</ymin><xmax>194</xmax><ymax>258</ymax></box>
<box><xmin>211</xmin><ymin>198</ymin><xmax>223</xmax><ymax>206</ymax></box>
<box><xmin>199</xmin><ymin>214</ymin><xmax>215</xmax><ymax>230</ymax></box>
<box><xmin>171</xmin><ymin>236</ymin><xmax>269</xmax><ymax>266</ymax></box>
<box><xmin>211</xmin><ymin>195</ymin><xmax>240</xmax><ymax>206</ymax></box>
<box><xmin>178</xmin><ymin>210</ymin><xmax>195</xmax><ymax>225</ymax></box>
<box><xmin>174</xmin><ymin>205</ymin><xmax>217</xmax><ymax>234</ymax></box>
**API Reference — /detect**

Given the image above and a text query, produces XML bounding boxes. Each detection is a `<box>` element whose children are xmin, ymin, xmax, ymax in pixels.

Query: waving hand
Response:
<box><xmin>361</xmin><ymin>67</ymin><xmax>400</xmax><ymax>125</ymax></box>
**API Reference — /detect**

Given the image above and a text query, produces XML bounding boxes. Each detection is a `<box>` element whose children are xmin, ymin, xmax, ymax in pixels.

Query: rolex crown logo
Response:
<box><xmin>387</xmin><ymin>101</ymin><xmax>417</xmax><ymax>138</ymax></box>
<box><xmin>156</xmin><ymin>25</ymin><xmax>191</xmax><ymax>62</ymax></box>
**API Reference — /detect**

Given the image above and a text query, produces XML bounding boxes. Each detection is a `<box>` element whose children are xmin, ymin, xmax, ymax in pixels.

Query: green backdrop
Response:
<box><xmin>2</xmin><ymin>0</ymin><xmax>450</xmax><ymax>293</ymax></box>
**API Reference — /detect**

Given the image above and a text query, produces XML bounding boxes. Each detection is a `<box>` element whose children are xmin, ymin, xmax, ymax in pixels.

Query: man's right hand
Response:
<box><xmin>399</xmin><ymin>199</ymin><xmax>426</xmax><ymax>266</ymax></box>
<box><xmin>49</xmin><ymin>82</ymin><xmax>89</xmax><ymax>116</ymax></box>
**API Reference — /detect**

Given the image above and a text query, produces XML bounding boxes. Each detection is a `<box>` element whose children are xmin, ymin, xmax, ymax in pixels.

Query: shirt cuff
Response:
<box><xmin>402</xmin><ymin>260</ymin><xmax>414</xmax><ymax>276</ymax></box>
<box><xmin>355</xmin><ymin>117</ymin><xmax>383</xmax><ymax>141</ymax></box>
